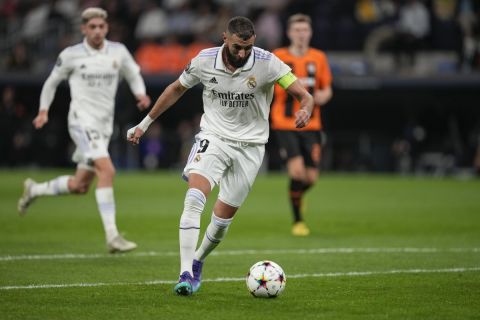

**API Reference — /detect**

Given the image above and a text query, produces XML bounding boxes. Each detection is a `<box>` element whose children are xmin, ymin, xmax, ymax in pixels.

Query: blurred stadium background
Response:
<box><xmin>1</xmin><ymin>0</ymin><xmax>480</xmax><ymax>176</ymax></box>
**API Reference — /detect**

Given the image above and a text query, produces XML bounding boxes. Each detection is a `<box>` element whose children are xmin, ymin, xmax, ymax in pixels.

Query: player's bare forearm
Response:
<box><xmin>127</xmin><ymin>80</ymin><xmax>188</xmax><ymax>145</ymax></box>
<box><xmin>295</xmin><ymin>93</ymin><xmax>314</xmax><ymax>128</ymax></box>
<box><xmin>148</xmin><ymin>79</ymin><xmax>188</xmax><ymax>120</ymax></box>
<box><xmin>314</xmin><ymin>86</ymin><xmax>332</xmax><ymax>106</ymax></box>
<box><xmin>286</xmin><ymin>80</ymin><xmax>314</xmax><ymax>128</ymax></box>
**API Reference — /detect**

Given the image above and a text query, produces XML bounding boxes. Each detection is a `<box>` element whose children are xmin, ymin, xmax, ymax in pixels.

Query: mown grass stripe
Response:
<box><xmin>1</xmin><ymin>267</ymin><xmax>479</xmax><ymax>290</ymax></box>
<box><xmin>1</xmin><ymin>247</ymin><xmax>479</xmax><ymax>262</ymax></box>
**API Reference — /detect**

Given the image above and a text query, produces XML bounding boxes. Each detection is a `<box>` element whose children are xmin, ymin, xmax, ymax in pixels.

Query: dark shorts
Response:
<box><xmin>274</xmin><ymin>130</ymin><xmax>323</xmax><ymax>168</ymax></box>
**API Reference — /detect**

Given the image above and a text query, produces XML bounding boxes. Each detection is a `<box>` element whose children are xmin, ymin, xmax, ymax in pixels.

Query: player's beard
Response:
<box><xmin>224</xmin><ymin>46</ymin><xmax>249</xmax><ymax>68</ymax></box>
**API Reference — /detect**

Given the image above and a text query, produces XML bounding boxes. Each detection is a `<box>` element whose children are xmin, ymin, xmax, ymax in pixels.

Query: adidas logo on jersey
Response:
<box><xmin>209</xmin><ymin>77</ymin><xmax>218</xmax><ymax>84</ymax></box>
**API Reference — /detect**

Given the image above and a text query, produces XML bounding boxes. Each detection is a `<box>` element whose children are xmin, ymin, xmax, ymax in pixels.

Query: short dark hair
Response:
<box><xmin>227</xmin><ymin>16</ymin><xmax>255</xmax><ymax>41</ymax></box>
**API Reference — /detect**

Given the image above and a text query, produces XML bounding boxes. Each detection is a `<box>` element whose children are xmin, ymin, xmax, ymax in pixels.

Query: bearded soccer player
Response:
<box><xmin>17</xmin><ymin>7</ymin><xmax>151</xmax><ymax>253</ymax></box>
<box><xmin>271</xmin><ymin>14</ymin><xmax>333</xmax><ymax>236</ymax></box>
<box><xmin>127</xmin><ymin>16</ymin><xmax>314</xmax><ymax>295</ymax></box>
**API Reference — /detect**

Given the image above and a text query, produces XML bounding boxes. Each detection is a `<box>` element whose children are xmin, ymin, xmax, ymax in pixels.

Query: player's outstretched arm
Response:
<box><xmin>34</xmin><ymin>71</ymin><xmax>65</xmax><ymax>129</ymax></box>
<box><xmin>127</xmin><ymin>79</ymin><xmax>188</xmax><ymax>145</ymax></box>
<box><xmin>286</xmin><ymin>80</ymin><xmax>314</xmax><ymax>128</ymax></box>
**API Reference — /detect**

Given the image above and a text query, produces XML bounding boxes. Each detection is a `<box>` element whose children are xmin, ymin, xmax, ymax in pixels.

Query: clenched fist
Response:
<box><xmin>126</xmin><ymin>126</ymin><xmax>145</xmax><ymax>145</ymax></box>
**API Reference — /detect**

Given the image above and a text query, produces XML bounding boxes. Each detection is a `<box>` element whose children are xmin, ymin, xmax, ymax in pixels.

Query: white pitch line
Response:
<box><xmin>0</xmin><ymin>251</ymin><xmax>178</xmax><ymax>262</ymax></box>
<box><xmin>1</xmin><ymin>247</ymin><xmax>479</xmax><ymax>262</ymax></box>
<box><xmin>1</xmin><ymin>267</ymin><xmax>479</xmax><ymax>290</ymax></box>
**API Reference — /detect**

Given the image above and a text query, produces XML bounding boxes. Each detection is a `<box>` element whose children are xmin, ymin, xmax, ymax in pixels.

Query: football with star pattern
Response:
<box><xmin>246</xmin><ymin>260</ymin><xmax>286</xmax><ymax>298</ymax></box>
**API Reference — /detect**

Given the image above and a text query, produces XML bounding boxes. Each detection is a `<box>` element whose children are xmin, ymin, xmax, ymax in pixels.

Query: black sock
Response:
<box><xmin>289</xmin><ymin>179</ymin><xmax>304</xmax><ymax>223</ymax></box>
<box><xmin>302</xmin><ymin>182</ymin><xmax>312</xmax><ymax>193</ymax></box>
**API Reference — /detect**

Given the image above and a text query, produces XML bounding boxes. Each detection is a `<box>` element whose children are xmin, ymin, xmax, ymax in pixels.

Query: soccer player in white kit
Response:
<box><xmin>17</xmin><ymin>7</ymin><xmax>151</xmax><ymax>253</ymax></box>
<box><xmin>128</xmin><ymin>16</ymin><xmax>314</xmax><ymax>295</ymax></box>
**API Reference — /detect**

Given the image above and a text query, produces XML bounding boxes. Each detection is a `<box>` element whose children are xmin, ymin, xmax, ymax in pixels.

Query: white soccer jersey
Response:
<box><xmin>179</xmin><ymin>44</ymin><xmax>291</xmax><ymax>144</ymax></box>
<box><xmin>40</xmin><ymin>39</ymin><xmax>146</xmax><ymax>134</ymax></box>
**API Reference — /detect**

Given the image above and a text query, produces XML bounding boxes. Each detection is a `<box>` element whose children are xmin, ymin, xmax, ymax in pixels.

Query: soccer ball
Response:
<box><xmin>246</xmin><ymin>260</ymin><xmax>286</xmax><ymax>298</ymax></box>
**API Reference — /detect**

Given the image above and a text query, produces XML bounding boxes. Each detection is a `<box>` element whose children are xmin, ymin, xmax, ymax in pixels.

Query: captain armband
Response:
<box><xmin>277</xmin><ymin>72</ymin><xmax>297</xmax><ymax>89</ymax></box>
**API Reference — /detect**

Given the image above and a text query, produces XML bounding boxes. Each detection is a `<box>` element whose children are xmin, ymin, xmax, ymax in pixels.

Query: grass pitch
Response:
<box><xmin>0</xmin><ymin>170</ymin><xmax>479</xmax><ymax>319</ymax></box>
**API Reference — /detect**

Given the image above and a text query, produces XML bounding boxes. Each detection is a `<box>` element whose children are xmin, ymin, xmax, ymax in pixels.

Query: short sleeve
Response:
<box><xmin>317</xmin><ymin>52</ymin><xmax>332</xmax><ymax>88</ymax></box>
<box><xmin>179</xmin><ymin>57</ymin><xmax>201</xmax><ymax>88</ymax></box>
<box><xmin>268</xmin><ymin>53</ymin><xmax>291</xmax><ymax>84</ymax></box>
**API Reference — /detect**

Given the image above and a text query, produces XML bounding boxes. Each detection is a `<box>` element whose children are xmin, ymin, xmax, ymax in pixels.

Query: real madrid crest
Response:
<box><xmin>247</xmin><ymin>76</ymin><xmax>257</xmax><ymax>89</ymax></box>
<box><xmin>113</xmin><ymin>60</ymin><xmax>118</xmax><ymax>69</ymax></box>
<box><xmin>194</xmin><ymin>154</ymin><xmax>201</xmax><ymax>162</ymax></box>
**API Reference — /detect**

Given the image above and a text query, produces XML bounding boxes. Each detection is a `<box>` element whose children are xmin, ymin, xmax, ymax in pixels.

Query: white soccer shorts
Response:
<box><xmin>68</xmin><ymin>124</ymin><xmax>111</xmax><ymax>171</ymax></box>
<box><xmin>183</xmin><ymin>132</ymin><xmax>265</xmax><ymax>208</ymax></box>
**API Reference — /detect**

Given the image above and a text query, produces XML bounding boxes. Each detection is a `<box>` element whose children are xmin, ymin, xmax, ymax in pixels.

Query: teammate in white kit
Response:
<box><xmin>127</xmin><ymin>16</ymin><xmax>314</xmax><ymax>295</ymax></box>
<box><xmin>17</xmin><ymin>7</ymin><xmax>151</xmax><ymax>253</ymax></box>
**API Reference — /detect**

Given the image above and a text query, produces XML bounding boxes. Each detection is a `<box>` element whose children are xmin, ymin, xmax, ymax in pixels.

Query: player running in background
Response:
<box><xmin>127</xmin><ymin>16</ymin><xmax>314</xmax><ymax>295</ymax></box>
<box><xmin>271</xmin><ymin>14</ymin><xmax>333</xmax><ymax>236</ymax></box>
<box><xmin>17</xmin><ymin>7</ymin><xmax>151</xmax><ymax>253</ymax></box>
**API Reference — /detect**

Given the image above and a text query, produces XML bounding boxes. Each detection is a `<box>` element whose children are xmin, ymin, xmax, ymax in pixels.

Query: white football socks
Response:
<box><xmin>30</xmin><ymin>175</ymin><xmax>70</xmax><ymax>197</ymax></box>
<box><xmin>195</xmin><ymin>213</ymin><xmax>233</xmax><ymax>262</ymax></box>
<box><xmin>179</xmin><ymin>188</ymin><xmax>206</xmax><ymax>276</ymax></box>
<box><xmin>95</xmin><ymin>187</ymin><xmax>119</xmax><ymax>242</ymax></box>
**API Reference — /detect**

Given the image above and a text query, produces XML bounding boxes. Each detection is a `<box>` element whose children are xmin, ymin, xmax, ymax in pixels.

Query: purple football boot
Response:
<box><xmin>192</xmin><ymin>259</ymin><xmax>203</xmax><ymax>293</ymax></box>
<box><xmin>174</xmin><ymin>271</ymin><xmax>193</xmax><ymax>296</ymax></box>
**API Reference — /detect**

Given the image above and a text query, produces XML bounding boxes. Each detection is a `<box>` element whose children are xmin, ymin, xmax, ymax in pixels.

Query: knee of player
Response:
<box><xmin>289</xmin><ymin>170</ymin><xmax>306</xmax><ymax>181</ymax></box>
<box><xmin>96</xmin><ymin>166</ymin><xmax>116</xmax><ymax>181</ymax></box>
<box><xmin>183</xmin><ymin>188</ymin><xmax>207</xmax><ymax>213</ymax></box>
<box><xmin>104</xmin><ymin>166</ymin><xmax>116</xmax><ymax>177</ymax></box>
